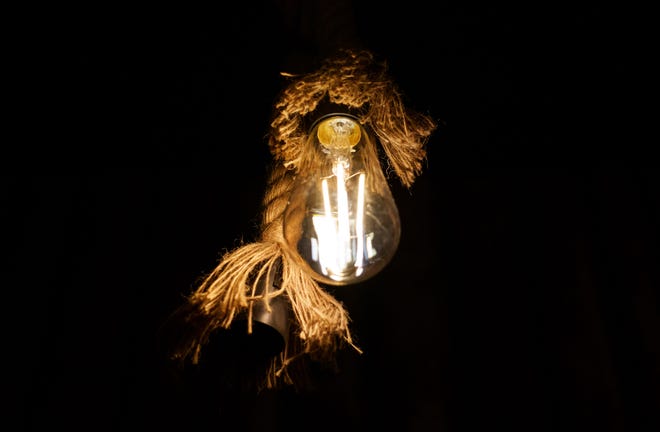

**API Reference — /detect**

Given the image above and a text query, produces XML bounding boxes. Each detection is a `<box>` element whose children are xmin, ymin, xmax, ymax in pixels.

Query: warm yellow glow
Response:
<box><xmin>317</xmin><ymin>116</ymin><xmax>361</xmax><ymax>150</ymax></box>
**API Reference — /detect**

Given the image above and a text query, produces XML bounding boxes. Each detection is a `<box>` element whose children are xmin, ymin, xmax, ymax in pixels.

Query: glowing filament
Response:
<box><xmin>312</xmin><ymin>160</ymin><xmax>369</xmax><ymax>280</ymax></box>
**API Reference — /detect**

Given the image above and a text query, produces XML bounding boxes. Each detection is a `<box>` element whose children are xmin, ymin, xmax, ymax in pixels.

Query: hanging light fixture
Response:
<box><xmin>283</xmin><ymin>112</ymin><xmax>401</xmax><ymax>286</ymax></box>
<box><xmin>167</xmin><ymin>49</ymin><xmax>436</xmax><ymax>390</ymax></box>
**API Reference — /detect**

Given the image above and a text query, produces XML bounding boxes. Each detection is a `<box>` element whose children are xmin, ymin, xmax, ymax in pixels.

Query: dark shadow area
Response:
<box><xmin>11</xmin><ymin>2</ymin><xmax>656</xmax><ymax>431</ymax></box>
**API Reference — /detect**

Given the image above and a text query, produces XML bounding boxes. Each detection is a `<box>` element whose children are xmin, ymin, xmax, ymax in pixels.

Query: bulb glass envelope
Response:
<box><xmin>283</xmin><ymin>114</ymin><xmax>401</xmax><ymax>285</ymax></box>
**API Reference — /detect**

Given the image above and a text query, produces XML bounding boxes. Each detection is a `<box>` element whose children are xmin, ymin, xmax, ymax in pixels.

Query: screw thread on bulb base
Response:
<box><xmin>316</xmin><ymin>116</ymin><xmax>361</xmax><ymax>150</ymax></box>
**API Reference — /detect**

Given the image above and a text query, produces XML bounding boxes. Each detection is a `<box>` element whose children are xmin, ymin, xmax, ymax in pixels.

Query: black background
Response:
<box><xmin>11</xmin><ymin>1</ymin><xmax>657</xmax><ymax>431</ymax></box>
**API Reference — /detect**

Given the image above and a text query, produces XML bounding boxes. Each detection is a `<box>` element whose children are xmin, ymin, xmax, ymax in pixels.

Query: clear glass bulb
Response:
<box><xmin>283</xmin><ymin>114</ymin><xmax>401</xmax><ymax>286</ymax></box>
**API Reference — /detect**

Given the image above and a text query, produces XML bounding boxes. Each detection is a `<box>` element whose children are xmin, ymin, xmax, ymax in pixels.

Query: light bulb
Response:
<box><xmin>283</xmin><ymin>114</ymin><xmax>401</xmax><ymax>286</ymax></box>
